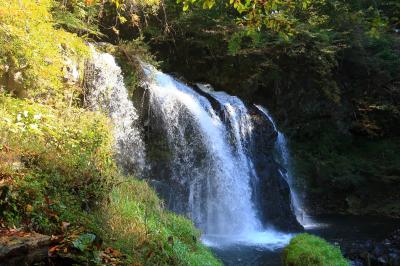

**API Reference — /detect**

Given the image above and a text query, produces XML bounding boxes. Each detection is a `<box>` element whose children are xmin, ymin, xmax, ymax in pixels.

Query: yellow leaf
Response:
<box><xmin>26</xmin><ymin>204</ymin><xmax>33</xmax><ymax>213</ymax></box>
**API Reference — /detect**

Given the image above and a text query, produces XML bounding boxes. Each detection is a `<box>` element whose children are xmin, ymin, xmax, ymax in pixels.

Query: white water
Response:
<box><xmin>197</xmin><ymin>84</ymin><xmax>258</xmax><ymax>189</ymax></box>
<box><xmin>85</xmin><ymin>47</ymin><xmax>146</xmax><ymax>176</ymax></box>
<box><xmin>143</xmin><ymin>65</ymin><xmax>292</xmax><ymax>248</ymax></box>
<box><xmin>254</xmin><ymin>105</ymin><xmax>318</xmax><ymax>228</ymax></box>
<box><xmin>84</xmin><ymin>48</ymin><xmax>294</xmax><ymax>248</ymax></box>
<box><xmin>143</xmin><ymin>65</ymin><xmax>259</xmax><ymax>235</ymax></box>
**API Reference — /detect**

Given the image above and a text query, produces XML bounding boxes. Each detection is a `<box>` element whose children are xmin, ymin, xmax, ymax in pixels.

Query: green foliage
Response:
<box><xmin>175</xmin><ymin>0</ymin><xmax>397</xmax><ymax>42</ymax></box>
<box><xmin>114</xmin><ymin>39</ymin><xmax>159</xmax><ymax>93</ymax></box>
<box><xmin>291</xmin><ymin>133</ymin><xmax>400</xmax><ymax>217</ymax></box>
<box><xmin>72</xmin><ymin>233</ymin><xmax>97</xmax><ymax>252</ymax></box>
<box><xmin>52</xmin><ymin>0</ymin><xmax>105</xmax><ymax>37</ymax></box>
<box><xmin>0</xmin><ymin>94</ymin><xmax>115</xmax><ymax>233</ymax></box>
<box><xmin>176</xmin><ymin>0</ymin><xmax>303</xmax><ymax>34</ymax></box>
<box><xmin>283</xmin><ymin>233</ymin><xmax>349</xmax><ymax>266</ymax></box>
<box><xmin>0</xmin><ymin>0</ymin><xmax>88</xmax><ymax>100</ymax></box>
<box><xmin>92</xmin><ymin>179</ymin><xmax>221</xmax><ymax>265</ymax></box>
<box><xmin>51</xmin><ymin>0</ymin><xmax>161</xmax><ymax>40</ymax></box>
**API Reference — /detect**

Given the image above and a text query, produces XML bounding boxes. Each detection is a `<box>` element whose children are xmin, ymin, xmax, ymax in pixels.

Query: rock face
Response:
<box><xmin>248</xmin><ymin>106</ymin><xmax>303</xmax><ymax>232</ymax></box>
<box><xmin>132</xmin><ymin>85</ymin><xmax>191</xmax><ymax>216</ymax></box>
<box><xmin>0</xmin><ymin>229</ymin><xmax>50</xmax><ymax>266</ymax></box>
<box><xmin>193</xmin><ymin>85</ymin><xmax>302</xmax><ymax>232</ymax></box>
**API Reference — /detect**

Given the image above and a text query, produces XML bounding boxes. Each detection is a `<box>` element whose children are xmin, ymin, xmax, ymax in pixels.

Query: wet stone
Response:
<box><xmin>0</xmin><ymin>229</ymin><xmax>50</xmax><ymax>266</ymax></box>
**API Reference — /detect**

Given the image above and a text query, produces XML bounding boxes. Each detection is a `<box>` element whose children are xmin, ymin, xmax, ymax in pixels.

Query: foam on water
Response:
<box><xmin>202</xmin><ymin>230</ymin><xmax>293</xmax><ymax>249</ymax></box>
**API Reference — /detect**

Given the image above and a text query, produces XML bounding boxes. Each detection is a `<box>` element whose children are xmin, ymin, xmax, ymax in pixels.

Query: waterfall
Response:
<box><xmin>142</xmin><ymin>65</ymin><xmax>260</xmax><ymax>236</ymax></box>
<box><xmin>84</xmin><ymin>47</ymin><xmax>297</xmax><ymax>247</ymax></box>
<box><xmin>139</xmin><ymin>64</ymin><xmax>296</xmax><ymax>247</ymax></box>
<box><xmin>84</xmin><ymin>47</ymin><xmax>146</xmax><ymax>176</ymax></box>
<box><xmin>254</xmin><ymin>105</ymin><xmax>311</xmax><ymax>227</ymax></box>
<box><xmin>196</xmin><ymin>84</ymin><xmax>259</xmax><ymax>194</ymax></box>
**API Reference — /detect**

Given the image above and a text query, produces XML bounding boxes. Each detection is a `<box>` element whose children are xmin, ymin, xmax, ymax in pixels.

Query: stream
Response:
<box><xmin>211</xmin><ymin>215</ymin><xmax>400</xmax><ymax>265</ymax></box>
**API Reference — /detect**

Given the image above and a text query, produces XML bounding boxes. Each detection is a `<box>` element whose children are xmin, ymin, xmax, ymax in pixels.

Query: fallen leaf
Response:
<box><xmin>48</xmin><ymin>246</ymin><xmax>59</xmax><ymax>253</ymax></box>
<box><xmin>111</xmin><ymin>249</ymin><xmax>122</xmax><ymax>257</ymax></box>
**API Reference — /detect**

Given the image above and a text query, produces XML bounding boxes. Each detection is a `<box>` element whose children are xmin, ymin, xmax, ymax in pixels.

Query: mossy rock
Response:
<box><xmin>283</xmin><ymin>234</ymin><xmax>349</xmax><ymax>266</ymax></box>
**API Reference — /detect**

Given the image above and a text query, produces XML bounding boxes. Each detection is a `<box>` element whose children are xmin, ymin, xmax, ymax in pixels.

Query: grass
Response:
<box><xmin>91</xmin><ymin>179</ymin><xmax>221</xmax><ymax>265</ymax></box>
<box><xmin>283</xmin><ymin>233</ymin><xmax>349</xmax><ymax>266</ymax></box>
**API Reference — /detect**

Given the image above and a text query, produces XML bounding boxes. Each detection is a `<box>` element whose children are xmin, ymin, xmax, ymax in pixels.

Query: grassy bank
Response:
<box><xmin>0</xmin><ymin>85</ymin><xmax>220</xmax><ymax>265</ymax></box>
<box><xmin>92</xmin><ymin>179</ymin><xmax>220</xmax><ymax>265</ymax></box>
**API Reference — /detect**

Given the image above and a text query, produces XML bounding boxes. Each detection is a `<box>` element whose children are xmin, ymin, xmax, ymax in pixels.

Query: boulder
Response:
<box><xmin>0</xmin><ymin>229</ymin><xmax>50</xmax><ymax>266</ymax></box>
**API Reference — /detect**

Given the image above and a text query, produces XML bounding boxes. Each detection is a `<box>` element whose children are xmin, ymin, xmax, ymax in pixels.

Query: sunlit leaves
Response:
<box><xmin>175</xmin><ymin>0</ymin><xmax>305</xmax><ymax>35</ymax></box>
<box><xmin>0</xmin><ymin>0</ymin><xmax>88</xmax><ymax>101</ymax></box>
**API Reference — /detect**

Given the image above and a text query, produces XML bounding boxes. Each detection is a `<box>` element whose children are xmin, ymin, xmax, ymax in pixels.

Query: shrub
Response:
<box><xmin>0</xmin><ymin>94</ymin><xmax>115</xmax><ymax>233</ymax></box>
<box><xmin>283</xmin><ymin>233</ymin><xmax>349</xmax><ymax>266</ymax></box>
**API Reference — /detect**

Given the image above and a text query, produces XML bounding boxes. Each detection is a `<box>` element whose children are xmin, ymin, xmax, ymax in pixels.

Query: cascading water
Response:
<box><xmin>254</xmin><ymin>105</ymin><xmax>317</xmax><ymax>228</ymax></box>
<box><xmin>84</xmin><ymin>47</ymin><xmax>298</xmax><ymax>249</ymax></box>
<box><xmin>196</xmin><ymin>84</ymin><xmax>260</xmax><ymax>204</ymax></box>
<box><xmin>140</xmin><ymin>65</ymin><xmax>295</xmax><ymax>247</ymax></box>
<box><xmin>84</xmin><ymin>47</ymin><xmax>146</xmax><ymax>176</ymax></box>
<box><xmin>142</xmin><ymin>65</ymin><xmax>260</xmax><ymax>236</ymax></box>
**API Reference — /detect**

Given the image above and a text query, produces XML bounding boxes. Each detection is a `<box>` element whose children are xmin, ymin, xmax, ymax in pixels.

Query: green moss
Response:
<box><xmin>283</xmin><ymin>234</ymin><xmax>349</xmax><ymax>266</ymax></box>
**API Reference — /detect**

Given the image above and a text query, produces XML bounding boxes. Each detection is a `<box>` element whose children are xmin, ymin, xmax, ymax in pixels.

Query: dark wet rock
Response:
<box><xmin>248</xmin><ymin>105</ymin><xmax>303</xmax><ymax>232</ymax></box>
<box><xmin>389</xmin><ymin>252</ymin><xmax>400</xmax><ymax>265</ymax></box>
<box><xmin>193</xmin><ymin>83</ymin><xmax>224</xmax><ymax>115</ymax></box>
<box><xmin>149</xmin><ymin>179</ymin><xmax>189</xmax><ymax>215</ymax></box>
<box><xmin>351</xmin><ymin>260</ymin><xmax>364</xmax><ymax>266</ymax></box>
<box><xmin>374</xmin><ymin>243</ymin><xmax>386</xmax><ymax>257</ymax></box>
<box><xmin>345</xmin><ymin>229</ymin><xmax>400</xmax><ymax>266</ymax></box>
<box><xmin>0</xmin><ymin>230</ymin><xmax>50</xmax><ymax>266</ymax></box>
<box><xmin>132</xmin><ymin>85</ymin><xmax>200</xmax><ymax>216</ymax></box>
<box><xmin>198</xmin><ymin>87</ymin><xmax>303</xmax><ymax>232</ymax></box>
